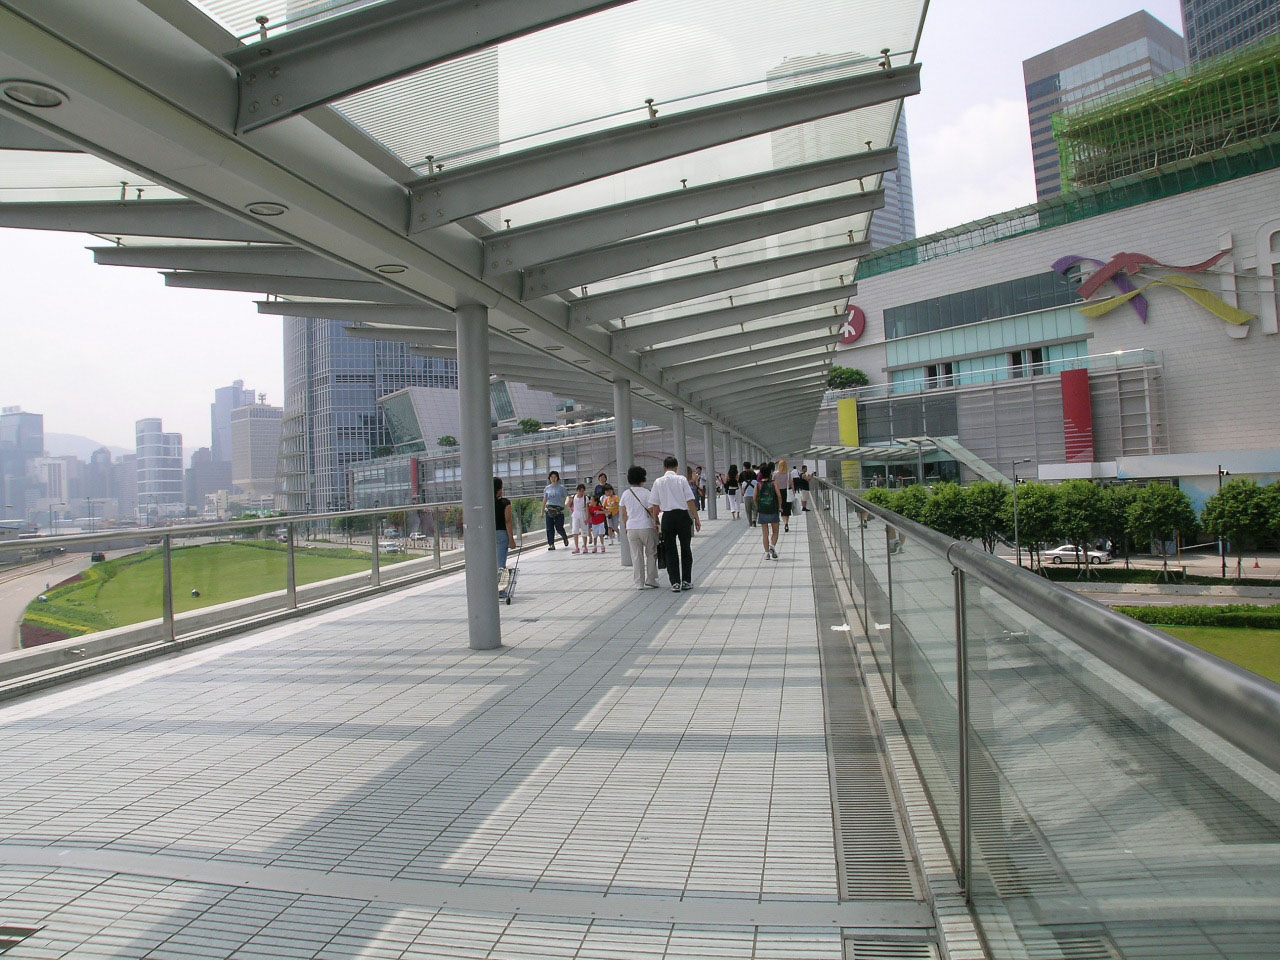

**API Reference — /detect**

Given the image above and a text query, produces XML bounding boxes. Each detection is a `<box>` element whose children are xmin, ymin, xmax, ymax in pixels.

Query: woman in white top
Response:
<box><xmin>620</xmin><ymin>465</ymin><xmax>661</xmax><ymax>589</ymax></box>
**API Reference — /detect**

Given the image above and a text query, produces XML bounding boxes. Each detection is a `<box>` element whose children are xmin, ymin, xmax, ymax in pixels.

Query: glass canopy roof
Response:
<box><xmin>0</xmin><ymin>0</ymin><xmax>928</xmax><ymax>452</ymax></box>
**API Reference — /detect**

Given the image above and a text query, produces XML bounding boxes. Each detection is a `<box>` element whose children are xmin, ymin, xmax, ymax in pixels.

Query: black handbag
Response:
<box><xmin>656</xmin><ymin>533</ymin><xmax>667</xmax><ymax>568</ymax></box>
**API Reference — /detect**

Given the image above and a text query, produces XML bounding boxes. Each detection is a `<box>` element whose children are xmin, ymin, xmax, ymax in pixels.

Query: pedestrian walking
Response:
<box><xmin>494</xmin><ymin>477</ymin><xmax>517</xmax><ymax>571</ymax></box>
<box><xmin>691</xmin><ymin>466</ymin><xmax>706</xmax><ymax>511</ymax></box>
<box><xmin>593</xmin><ymin>472</ymin><xmax>609</xmax><ymax>501</ymax></box>
<box><xmin>569</xmin><ymin>483</ymin><xmax>589</xmax><ymax>553</ymax></box>
<box><xmin>621</xmin><ymin>465</ymin><xmax>660</xmax><ymax>589</ymax></box>
<box><xmin>725</xmin><ymin>465</ymin><xmax>740</xmax><ymax>519</ymax></box>
<box><xmin>543</xmin><ymin>471</ymin><xmax>569</xmax><ymax>550</ymax></box>
<box><xmin>587</xmin><ymin>496</ymin><xmax>608</xmax><ymax>553</ymax></box>
<box><xmin>652</xmin><ymin>455</ymin><xmax>701</xmax><ymax>591</ymax></box>
<box><xmin>796</xmin><ymin>465</ymin><xmax>811</xmax><ymax>512</ymax></box>
<box><xmin>776</xmin><ymin>458</ymin><xmax>793</xmax><ymax>533</ymax></box>
<box><xmin>756</xmin><ymin>464</ymin><xmax>782</xmax><ymax>560</ymax></box>
<box><xmin>603</xmin><ymin>485</ymin><xmax>621</xmax><ymax>542</ymax></box>
<box><xmin>740</xmin><ymin>461</ymin><xmax>758</xmax><ymax>526</ymax></box>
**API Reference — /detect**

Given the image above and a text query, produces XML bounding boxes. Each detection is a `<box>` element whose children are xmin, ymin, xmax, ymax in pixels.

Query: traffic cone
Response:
<box><xmin>1255</xmin><ymin>558</ymin><xmax>1261</xmax><ymax>569</ymax></box>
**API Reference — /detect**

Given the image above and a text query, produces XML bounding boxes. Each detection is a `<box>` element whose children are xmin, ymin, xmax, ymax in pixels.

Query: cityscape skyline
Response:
<box><xmin>0</xmin><ymin>0</ymin><xmax>1183</xmax><ymax>452</ymax></box>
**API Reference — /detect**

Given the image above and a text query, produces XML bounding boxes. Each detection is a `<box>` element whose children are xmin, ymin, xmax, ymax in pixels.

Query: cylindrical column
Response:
<box><xmin>702</xmin><ymin>421</ymin><xmax>717</xmax><ymax>520</ymax></box>
<box><xmin>672</xmin><ymin>406</ymin><xmax>687</xmax><ymax>468</ymax></box>
<box><xmin>432</xmin><ymin>507</ymin><xmax>442</xmax><ymax>568</ymax></box>
<box><xmin>286</xmin><ymin>522</ymin><xmax>297</xmax><ymax>609</ymax></box>
<box><xmin>161</xmin><ymin>534</ymin><xmax>175</xmax><ymax>642</ymax></box>
<box><xmin>458</xmin><ymin>303</ymin><xmax>502</xmax><ymax>651</ymax></box>
<box><xmin>721</xmin><ymin>430</ymin><xmax>732</xmax><ymax>515</ymax></box>
<box><xmin>613</xmin><ymin>378</ymin><xmax>633</xmax><ymax>567</ymax></box>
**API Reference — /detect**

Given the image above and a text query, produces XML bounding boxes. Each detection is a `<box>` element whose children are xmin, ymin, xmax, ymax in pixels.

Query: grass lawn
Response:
<box><xmin>24</xmin><ymin>540</ymin><xmax>411</xmax><ymax>640</ymax></box>
<box><xmin>1160</xmin><ymin>624</ymin><xmax>1280</xmax><ymax>685</ymax></box>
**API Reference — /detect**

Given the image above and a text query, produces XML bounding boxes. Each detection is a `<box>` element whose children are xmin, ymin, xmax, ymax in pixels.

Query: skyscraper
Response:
<box><xmin>231</xmin><ymin>401</ymin><xmax>283</xmax><ymax>503</ymax></box>
<box><xmin>279</xmin><ymin>320</ymin><xmax>459</xmax><ymax>513</ymax></box>
<box><xmin>135</xmin><ymin>418</ymin><xmax>184</xmax><ymax>519</ymax></box>
<box><xmin>0</xmin><ymin>406</ymin><xmax>43</xmax><ymax>523</ymax></box>
<box><xmin>211</xmin><ymin>379</ymin><xmax>256</xmax><ymax>464</ymax></box>
<box><xmin>767</xmin><ymin>53</ymin><xmax>915</xmax><ymax>250</ymax></box>
<box><xmin>1182</xmin><ymin>0</ymin><xmax>1280</xmax><ymax>62</ymax></box>
<box><xmin>1023</xmin><ymin>11</ymin><xmax>1186</xmax><ymax>199</ymax></box>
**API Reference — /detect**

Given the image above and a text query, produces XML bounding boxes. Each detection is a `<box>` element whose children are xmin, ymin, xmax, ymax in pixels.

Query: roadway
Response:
<box><xmin>0</xmin><ymin>548</ymin><xmax>134</xmax><ymax>653</ymax></box>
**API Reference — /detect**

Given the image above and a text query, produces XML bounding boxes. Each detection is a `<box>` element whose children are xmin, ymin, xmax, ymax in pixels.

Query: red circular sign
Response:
<box><xmin>839</xmin><ymin>302</ymin><xmax>866</xmax><ymax>345</ymax></box>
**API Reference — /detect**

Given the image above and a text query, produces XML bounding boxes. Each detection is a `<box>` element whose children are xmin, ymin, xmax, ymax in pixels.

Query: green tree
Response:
<box><xmin>372</xmin><ymin>445</ymin><xmax>393</xmax><ymax>458</ymax></box>
<box><xmin>893</xmin><ymin>484</ymin><xmax>930</xmax><ymax>523</ymax></box>
<box><xmin>1202</xmin><ymin>477</ymin><xmax>1270</xmax><ymax>579</ymax></box>
<box><xmin>1099</xmin><ymin>484</ymin><xmax>1140</xmax><ymax>568</ymax></box>
<box><xmin>862</xmin><ymin>487</ymin><xmax>896</xmax><ymax>509</ymax></box>
<box><xmin>828</xmin><ymin>366</ymin><xmax>869</xmax><ymax>390</ymax></box>
<box><xmin>1126</xmin><ymin>483</ymin><xmax>1196</xmax><ymax>580</ymax></box>
<box><xmin>923</xmin><ymin>482</ymin><xmax>972</xmax><ymax>540</ymax></box>
<box><xmin>1056</xmin><ymin>479</ymin><xmax>1104</xmax><ymax>578</ymax></box>
<box><xmin>964</xmin><ymin>482</ymin><xmax>1009</xmax><ymax>553</ymax></box>
<box><xmin>517</xmin><ymin>418</ymin><xmax>543</xmax><ymax>435</ymax></box>
<box><xmin>1002</xmin><ymin>481</ymin><xmax>1060</xmax><ymax>570</ymax></box>
<box><xmin>437</xmin><ymin>435</ymin><xmax>458</xmax><ymax>447</ymax></box>
<box><xmin>1265</xmin><ymin>482</ymin><xmax>1280</xmax><ymax>544</ymax></box>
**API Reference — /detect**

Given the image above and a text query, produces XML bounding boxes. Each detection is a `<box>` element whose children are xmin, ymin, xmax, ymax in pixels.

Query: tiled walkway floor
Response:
<box><xmin>0</xmin><ymin>513</ymin><xmax>931</xmax><ymax>958</ymax></box>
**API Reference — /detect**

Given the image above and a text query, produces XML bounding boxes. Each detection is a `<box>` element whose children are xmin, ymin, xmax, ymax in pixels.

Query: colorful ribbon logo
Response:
<box><xmin>1052</xmin><ymin>252</ymin><xmax>1254</xmax><ymax>326</ymax></box>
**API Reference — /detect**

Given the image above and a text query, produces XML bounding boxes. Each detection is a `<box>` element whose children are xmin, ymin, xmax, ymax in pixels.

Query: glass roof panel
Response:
<box><xmin>0</xmin><ymin>151</ymin><xmax>182</xmax><ymax>203</ymax></box>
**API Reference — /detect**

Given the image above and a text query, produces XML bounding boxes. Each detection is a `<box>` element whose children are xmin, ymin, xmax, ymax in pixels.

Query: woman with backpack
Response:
<box><xmin>725</xmin><ymin>465</ymin><xmax>740</xmax><ymax>520</ymax></box>
<box><xmin>755</xmin><ymin>464</ymin><xmax>782</xmax><ymax>560</ymax></box>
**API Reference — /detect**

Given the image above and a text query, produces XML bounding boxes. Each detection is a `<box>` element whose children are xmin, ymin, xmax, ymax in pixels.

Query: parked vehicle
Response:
<box><xmin>90</xmin><ymin>552</ymin><xmax>106</xmax><ymax>562</ymax></box>
<box><xmin>1043</xmin><ymin>543</ymin><xmax>1112</xmax><ymax>565</ymax></box>
<box><xmin>378</xmin><ymin>540</ymin><xmax>403</xmax><ymax>554</ymax></box>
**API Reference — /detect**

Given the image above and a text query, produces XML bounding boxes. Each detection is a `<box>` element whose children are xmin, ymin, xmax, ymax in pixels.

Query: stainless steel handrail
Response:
<box><xmin>0</xmin><ymin>501</ymin><xmax>462</xmax><ymax>555</ymax></box>
<box><xmin>815</xmin><ymin>478</ymin><xmax>1280</xmax><ymax>776</ymax></box>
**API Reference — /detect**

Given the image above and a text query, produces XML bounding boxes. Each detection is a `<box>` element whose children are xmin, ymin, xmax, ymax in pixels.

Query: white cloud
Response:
<box><xmin>912</xmin><ymin>98</ymin><xmax>1039</xmax><ymax>237</ymax></box>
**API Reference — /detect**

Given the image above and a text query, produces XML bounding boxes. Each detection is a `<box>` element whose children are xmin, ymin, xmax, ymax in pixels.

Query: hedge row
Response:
<box><xmin>1116</xmin><ymin>604</ymin><xmax>1280</xmax><ymax>629</ymax></box>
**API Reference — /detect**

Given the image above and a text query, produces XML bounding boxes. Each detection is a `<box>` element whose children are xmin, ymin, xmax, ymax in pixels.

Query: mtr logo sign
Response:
<box><xmin>839</xmin><ymin>302</ymin><xmax>866</xmax><ymax>345</ymax></box>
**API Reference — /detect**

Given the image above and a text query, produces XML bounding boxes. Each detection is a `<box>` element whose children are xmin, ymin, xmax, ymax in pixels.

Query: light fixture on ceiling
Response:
<box><xmin>574</xmin><ymin>358</ymin><xmax>590</xmax><ymax>364</ymax></box>
<box><xmin>375</xmin><ymin>263</ymin><xmax>407</xmax><ymax>274</ymax></box>
<box><xmin>245</xmin><ymin>200</ymin><xmax>288</xmax><ymax>216</ymax></box>
<box><xmin>507</xmin><ymin>327</ymin><xmax>529</xmax><ymax>335</ymax></box>
<box><xmin>545</xmin><ymin>345</ymin><xmax>564</xmax><ymax>352</ymax></box>
<box><xmin>2</xmin><ymin>81</ymin><xmax>66</xmax><ymax>108</ymax></box>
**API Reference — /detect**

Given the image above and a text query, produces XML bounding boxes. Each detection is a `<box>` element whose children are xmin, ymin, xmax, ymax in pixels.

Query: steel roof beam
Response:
<box><xmin>642</xmin><ymin>315</ymin><xmax>837</xmax><ymax>369</ymax></box>
<box><xmin>0</xmin><ymin>199</ymin><xmax>276</xmax><ymax>242</ymax></box>
<box><xmin>570</xmin><ymin>241</ymin><xmax>867</xmax><ymax>327</ymax></box>
<box><xmin>0</xmin><ymin>114</ymin><xmax>77</xmax><ymax>151</ymax></box>
<box><xmin>163</xmin><ymin>271</ymin><xmax>421</xmax><ymax>303</ymax></box>
<box><xmin>708</xmin><ymin>381</ymin><xmax>828</xmax><ymax>411</ymax></box>
<box><xmin>522</xmin><ymin>190</ymin><xmax>882</xmax><ymax>298</ymax></box>
<box><xmin>612</xmin><ymin>282</ymin><xmax>856</xmax><ymax>352</ymax></box>
<box><xmin>694</xmin><ymin>373</ymin><xmax>829</xmax><ymax>405</ymax></box>
<box><xmin>408</xmin><ymin>64</ymin><xmax>920</xmax><ymax>230</ymax></box>
<box><xmin>227</xmin><ymin>0</ymin><xmax>635</xmax><ymax>133</ymax></box>
<box><xmin>256</xmin><ymin>300</ymin><xmax>455</xmax><ymax>327</ymax></box>
<box><xmin>689</xmin><ymin>356</ymin><xmax>832</xmax><ymax>393</ymax></box>
<box><xmin>482</xmin><ymin>147</ymin><xmax>897</xmax><ymax>275</ymax></box>
<box><xmin>665</xmin><ymin>336</ymin><xmax>835</xmax><ymax>381</ymax></box>
<box><xmin>91</xmin><ymin>244</ymin><xmax>367</xmax><ymax>280</ymax></box>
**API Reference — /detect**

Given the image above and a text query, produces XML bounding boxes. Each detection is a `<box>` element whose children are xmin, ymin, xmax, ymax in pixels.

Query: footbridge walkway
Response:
<box><xmin>1</xmin><ymin>487</ymin><xmax>1278</xmax><ymax>960</ymax></box>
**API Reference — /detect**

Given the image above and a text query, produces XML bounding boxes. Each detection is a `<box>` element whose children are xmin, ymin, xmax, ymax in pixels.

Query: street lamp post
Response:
<box><xmin>1012</xmin><ymin>458</ymin><xmax>1033</xmax><ymax>569</ymax></box>
<box><xmin>1218</xmin><ymin>464</ymin><xmax>1229</xmax><ymax>580</ymax></box>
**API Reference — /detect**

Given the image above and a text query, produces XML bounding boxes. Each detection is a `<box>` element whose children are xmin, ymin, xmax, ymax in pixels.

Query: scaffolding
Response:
<box><xmin>1054</xmin><ymin>33</ymin><xmax>1280</xmax><ymax>189</ymax></box>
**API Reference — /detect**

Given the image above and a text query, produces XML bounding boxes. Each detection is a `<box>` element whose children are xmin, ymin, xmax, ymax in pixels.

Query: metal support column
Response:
<box><xmin>703</xmin><ymin>422</ymin><xmax>717</xmax><ymax>520</ymax></box>
<box><xmin>721</xmin><ymin>429</ymin><xmax>732</xmax><ymax>515</ymax></box>
<box><xmin>458</xmin><ymin>303</ymin><xmax>502</xmax><ymax>651</ymax></box>
<box><xmin>885</xmin><ymin>524</ymin><xmax>896</xmax><ymax>708</ymax></box>
<box><xmin>954</xmin><ymin>567</ymin><xmax>971</xmax><ymax>901</ymax></box>
<box><xmin>370</xmin><ymin>515</ymin><xmax>381</xmax><ymax>586</ymax></box>
<box><xmin>286</xmin><ymin>522</ymin><xmax>297</xmax><ymax>609</ymax></box>
<box><xmin>161</xmin><ymin>534</ymin><xmax>175</xmax><ymax>642</ymax></box>
<box><xmin>672</xmin><ymin>406</ymin><xmax>687</xmax><ymax>468</ymax></box>
<box><xmin>613</xmin><ymin>378</ymin><xmax>633</xmax><ymax>567</ymax></box>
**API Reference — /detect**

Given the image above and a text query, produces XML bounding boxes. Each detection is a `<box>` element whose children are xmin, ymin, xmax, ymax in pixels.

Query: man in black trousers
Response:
<box><xmin>650</xmin><ymin>456</ymin><xmax>702</xmax><ymax>592</ymax></box>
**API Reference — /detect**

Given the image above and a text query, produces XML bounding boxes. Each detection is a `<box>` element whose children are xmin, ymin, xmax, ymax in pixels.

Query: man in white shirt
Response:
<box><xmin>620</xmin><ymin>465</ymin><xmax>661</xmax><ymax>590</ymax></box>
<box><xmin>650</xmin><ymin>455</ymin><xmax>701</xmax><ymax>592</ymax></box>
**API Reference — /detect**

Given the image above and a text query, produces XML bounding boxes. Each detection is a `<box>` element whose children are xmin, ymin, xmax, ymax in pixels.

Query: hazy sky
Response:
<box><xmin>0</xmin><ymin>0</ymin><xmax>1184</xmax><ymax>452</ymax></box>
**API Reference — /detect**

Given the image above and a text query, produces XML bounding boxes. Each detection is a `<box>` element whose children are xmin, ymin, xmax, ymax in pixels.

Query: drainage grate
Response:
<box><xmin>0</xmin><ymin>926</ymin><xmax>42</xmax><ymax>954</ymax></box>
<box><xmin>811</xmin><ymin>522</ymin><xmax>922</xmax><ymax>902</ymax></box>
<box><xmin>845</xmin><ymin>937</ymin><xmax>938</xmax><ymax>959</ymax></box>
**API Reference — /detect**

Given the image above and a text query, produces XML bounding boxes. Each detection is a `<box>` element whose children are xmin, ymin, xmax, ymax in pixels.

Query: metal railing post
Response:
<box><xmin>954</xmin><ymin>566</ymin><xmax>971</xmax><ymax>902</ymax></box>
<box><xmin>885</xmin><ymin>525</ymin><xmax>897</xmax><ymax>708</ymax></box>
<box><xmin>370</xmin><ymin>514</ymin><xmax>381</xmax><ymax>586</ymax></box>
<box><xmin>859</xmin><ymin>510</ymin><xmax>868</xmax><ymax>636</ymax></box>
<box><xmin>161</xmin><ymin>534</ymin><xmax>175</xmax><ymax>642</ymax></box>
<box><xmin>286</xmin><ymin>522</ymin><xmax>297</xmax><ymax>609</ymax></box>
<box><xmin>432</xmin><ymin>508</ymin><xmax>442</xmax><ymax>568</ymax></box>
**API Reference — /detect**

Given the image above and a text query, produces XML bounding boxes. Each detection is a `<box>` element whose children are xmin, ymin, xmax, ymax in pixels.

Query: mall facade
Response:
<box><xmin>823</xmin><ymin>154</ymin><xmax>1280</xmax><ymax>507</ymax></box>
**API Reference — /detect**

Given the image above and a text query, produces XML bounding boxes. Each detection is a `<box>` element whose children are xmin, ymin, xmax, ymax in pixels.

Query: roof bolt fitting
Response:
<box><xmin>879</xmin><ymin>48</ymin><xmax>892</xmax><ymax>69</ymax></box>
<box><xmin>271</xmin><ymin>95</ymin><xmax>282</xmax><ymax>105</ymax></box>
<box><xmin>246</xmin><ymin>72</ymin><xmax>256</xmax><ymax>85</ymax></box>
<box><xmin>645</xmin><ymin>98</ymin><xmax>658</xmax><ymax>119</ymax></box>
<box><xmin>268</xmin><ymin>66</ymin><xmax>280</xmax><ymax>78</ymax></box>
<box><xmin>255</xmin><ymin>14</ymin><xmax>270</xmax><ymax>42</ymax></box>
<box><xmin>504</xmin><ymin>219</ymin><xmax>511</xmax><ymax>229</ymax></box>
<box><xmin>249</xmin><ymin>101</ymin><xmax>259</xmax><ymax>112</ymax></box>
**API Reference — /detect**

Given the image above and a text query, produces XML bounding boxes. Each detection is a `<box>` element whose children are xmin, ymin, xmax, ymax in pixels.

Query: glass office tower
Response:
<box><xmin>1182</xmin><ymin>0</ymin><xmax>1280</xmax><ymax>62</ymax></box>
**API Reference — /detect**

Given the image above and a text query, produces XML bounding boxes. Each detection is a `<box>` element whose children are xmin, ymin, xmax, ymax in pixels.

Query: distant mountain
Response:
<box><xmin>43</xmin><ymin>433</ymin><xmax>132</xmax><ymax>461</ymax></box>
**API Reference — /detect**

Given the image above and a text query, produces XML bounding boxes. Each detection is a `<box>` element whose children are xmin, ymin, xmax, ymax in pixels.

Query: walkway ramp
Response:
<box><xmin>0</xmin><ymin>515</ymin><xmax>936</xmax><ymax>959</ymax></box>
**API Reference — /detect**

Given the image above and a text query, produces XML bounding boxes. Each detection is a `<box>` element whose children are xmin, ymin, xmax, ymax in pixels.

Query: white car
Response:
<box><xmin>377</xmin><ymin>540</ymin><xmax>404</xmax><ymax>554</ymax></box>
<box><xmin>1043</xmin><ymin>543</ymin><xmax>1112</xmax><ymax>565</ymax></box>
